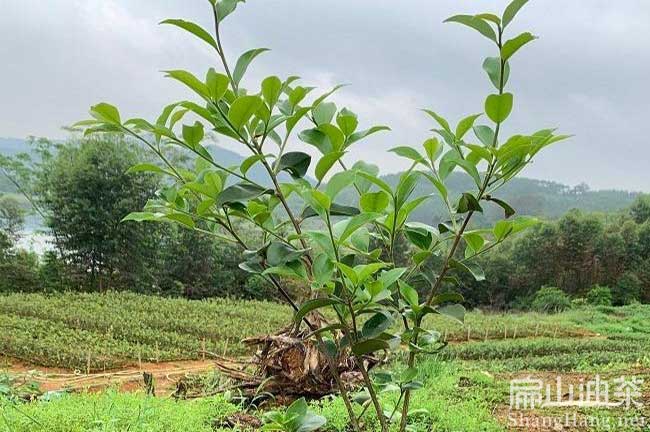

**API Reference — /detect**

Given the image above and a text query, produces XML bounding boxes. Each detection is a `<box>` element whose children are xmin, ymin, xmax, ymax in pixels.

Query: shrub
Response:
<box><xmin>531</xmin><ymin>286</ymin><xmax>572</xmax><ymax>313</ymax></box>
<box><xmin>74</xmin><ymin>0</ymin><xmax>564</xmax><ymax>430</ymax></box>
<box><xmin>586</xmin><ymin>285</ymin><xmax>612</xmax><ymax>306</ymax></box>
<box><xmin>613</xmin><ymin>272</ymin><xmax>641</xmax><ymax>305</ymax></box>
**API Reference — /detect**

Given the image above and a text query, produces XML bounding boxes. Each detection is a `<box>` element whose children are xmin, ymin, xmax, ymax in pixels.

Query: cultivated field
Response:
<box><xmin>1</xmin><ymin>293</ymin><xmax>650</xmax><ymax>431</ymax></box>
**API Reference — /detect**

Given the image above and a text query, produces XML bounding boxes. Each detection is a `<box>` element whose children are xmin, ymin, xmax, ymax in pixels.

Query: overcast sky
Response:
<box><xmin>2</xmin><ymin>0</ymin><xmax>649</xmax><ymax>191</ymax></box>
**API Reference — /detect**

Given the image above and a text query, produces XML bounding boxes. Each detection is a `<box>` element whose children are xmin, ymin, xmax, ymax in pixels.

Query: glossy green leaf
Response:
<box><xmin>182</xmin><ymin>122</ymin><xmax>204</xmax><ymax>147</ymax></box>
<box><xmin>389</xmin><ymin>146</ymin><xmax>425</xmax><ymax>164</ymax></box>
<box><xmin>437</xmin><ymin>304</ymin><xmax>466</xmax><ymax>324</ymax></box>
<box><xmin>501</xmin><ymin>32</ymin><xmax>537</xmax><ymax>62</ymax></box>
<box><xmin>160</xmin><ymin>19</ymin><xmax>218</xmax><ymax>50</ymax></box>
<box><xmin>487</xmin><ymin>196</ymin><xmax>515</xmax><ymax>218</ymax></box>
<box><xmin>315</xmin><ymin>151</ymin><xmax>345</xmax><ymax>181</ymax></box>
<box><xmin>205</xmin><ymin>69</ymin><xmax>230</xmax><ymax>101</ymax></box>
<box><xmin>502</xmin><ymin>0</ymin><xmax>529</xmax><ymax>28</ymax></box>
<box><xmin>351</xmin><ymin>338</ymin><xmax>391</xmax><ymax>356</ymax></box>
<box><xmin>473</xmin><ymin>125</ymin><xmax>496</xmax><ymax>146</ymax></box>
<box><xmin>325</xmin><ymin>170</ymin><xmax>356</xmax><ymax>200</ymax></box>
<box><xmin>399</xmin><ymin>280</ymin><xmax>419</xmax><ymax>307</ymax></box>
<box><xmin>228</xmin><ymin>95</ymin><xmax>264</xmax><ymax>130</ymax></box>
<box><xmin>232</xmin><ymin>48</ymin><xmax>269</xmax><ymax>86</ymax></box>
<box><xmin>261</xmin><ymin>75</ymin><xmax>282</xmax><ymax>107</ymax></box>
<box><xmin>483</xmin><ymin>57</ymin><xmax>510</xmax><ymax>90</ymax></box>
<box><xmin>277</xmin><ymin>151</ymin><xmax>311</xmax><ymax>179</ymax></box>
<box><xmin>216</xmin><ymin>183</ymin><xmax>272</xmax><ymax>207</ymax></box>
<box><xmin>422</xmin><ymin>110</ymin><xmax>451</xmax><ymax>134</ymax></box>
<box><xmin>346</xmin><ymin>126</ymin><xmax>390</xmax><ymax>147</ymax></box>
<box><xmin>361</xmin><ymin>312</ymin><xmax>393</xmax><ymax>339</ymax></box>
<box><xmin>214</xmin><ymin>0</ymin><xmax>245</xmax><ymax>22</ymax></box>
<box><xmin>338</xmin><ymin>213</ymin><xmax>380</xmax><ymax>243</ymax></box>
<box><xmin>456</xmin><ymin>114</ymin><xmax>482</xmax><ymax>140</ymax></box>
<box><xmin>164</xmin><ymin>70</ymin><xmax>210</xmax><ymax>100</ymax></box>
<box><xmin>336</xmin><ymin>108</ymin><xmax>359</xmax><ymax>136</ymax></box>
<box><xmin>360</xmin><ymin>191</ymin><xmax>390</xmax><ymax>213</ymax></box>
<box><xmin>267</xmin><ymin>242</ymin><xmax>308</xmax><ymax>267</ymax></box>
<box><xmin>313</xmin><ymin>102</ymin><xmax>337</xmax><ymax>126</ymax></box>
<box><xmin>90</xmin><ymin>103</ymin><xmax>121</xmax><ymax>125</ymax></box>
<box><xmin>485</xmin><ymin>93</ymin><xmax>513</xmax><ymax>123</ymax></box>
<box><xmin>444</xmin><ymin>15</ymin><xmax>497</xmax><ymax>43</ymax></box>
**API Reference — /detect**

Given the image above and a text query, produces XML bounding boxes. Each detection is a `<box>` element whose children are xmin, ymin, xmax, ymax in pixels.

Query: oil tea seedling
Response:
<box><xmin>76</xmin><ymin>0</ymin><xmax>567</xmax><ymax>430</ymax></box>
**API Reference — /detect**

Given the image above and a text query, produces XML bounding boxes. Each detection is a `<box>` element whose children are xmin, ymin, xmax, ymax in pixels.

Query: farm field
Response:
<box><xmin>1</xmin><ymin>292</ymin><xmax>650</xmax><ymax>431</ymax></box>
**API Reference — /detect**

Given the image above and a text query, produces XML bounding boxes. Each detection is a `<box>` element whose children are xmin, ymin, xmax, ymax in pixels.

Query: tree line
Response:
<box><xmin>1</xmin><ymin>136</ymin><xmax>648</xmax><ymax>308</ymax></box>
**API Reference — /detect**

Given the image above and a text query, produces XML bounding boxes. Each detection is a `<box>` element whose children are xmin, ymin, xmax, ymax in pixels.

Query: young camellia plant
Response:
<box><xmin>75</xmin><ymin>0</ymin><xmax>567</xmax><ymax>430</ymax></box>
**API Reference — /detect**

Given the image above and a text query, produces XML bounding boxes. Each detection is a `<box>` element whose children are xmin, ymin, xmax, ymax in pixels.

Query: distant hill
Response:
<box><xmin>0</xmin><ymin>137</ymin><xmax>639</xmax><ymax>227</ymax></box>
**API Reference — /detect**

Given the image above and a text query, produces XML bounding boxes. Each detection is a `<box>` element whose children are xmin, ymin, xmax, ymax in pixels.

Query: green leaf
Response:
<box><xmin>485</xmin><ymin>93</ymin><xmax>513</xmax><ymax>123</ymax></box>
<box><xmin>298</xmin><ymin>129</ymin><xmax>332</xmax><ymax>154</ymax></box>
<box><xmin>444</xmin><ymin>15</ymin><xmax>497</xmax><ymax>43</ymax></box>
<box><xmin>206</xmin><ymin>69</ymin><xmax>230</xmax><ymax>101</ymax></box>
<box><xmin>313</xmin><ymin>102</ymin><xmax>337</xmax><ymax>126</ymax></box>
<box><xmin>463</xmin><ymin>232</ymin><xmax>485</xmax><ymax>254</ymax></box>
<box><xmin>501</xmin><ymin>32</ymin><xmax>537</xmax><ymax>62</ymax></box>
<box><xmin>456</xmin><ymin>114</ymin><xmax>482</xmax><ymax>140</ymax></box>
<box><xmin>422</xmin><ymin>138</ymin><xmax>443</xmax><ymax>162</ymax></box>
<box><xmin>487</xmin><ymin>196</ymin><xmax>515</xmax><ymax>218</ymax></box>
<box><xmin>351</xmin><ymin>338</ymin><xmax>391</xmax><ymax>356</ymax></box>
<box><xmin>164</xmin><ymin>213</ymin><xmax>196</xmax><ymax>229</ymax></box>
<box><xmin>294</xmin><ymin>298</ymin><xmax>343</xmax><ymax>324</ymax></box>
<box><xmin>325</xmin><ymin>170</ymin><xmax>356</xmax><ymax>200</ymax></box>
<box><xmin>261</xmin><ymin>75</ymin><xmax>282</xmax><ymax>107</ymax></box>
<box><xmin>456</xmin><ymin>192</ymin><xmax>483</xmax><ymax>214</ymax></box>
<box><xmin>318</xmin><ymin>124</ymin><xmax>345</xmax><ymax>152</ymax></box>
<box><xmin>360</xmin><ymin>191</ymin><xmax>390</xmax><ymax>213</ymax></box>
<box><xmin>361</xmin><ymin>312</ymin><xmax>393</xmax><ymax>339</ymax></box>
<box><xmin>502</xmin><ymin>0</ymin><xmax>529</xmax><ymax>28</ymax></box>
<box><xmin>346</xmin><ymin>126</ymin><xmax>390</xmax><ymax>147</ymax></box>
<box><xmin>240</xmin><ymin>154</ymin><xmax>265</xmax><ymax>175</ymax></box>
<box><xmin>182</xmin><ymin>122</ymin><xmax>204</xmax><ymax>147</ymax></box>
<box><xmin>164</xmin><ymin>70</ymin><xmax>210</xmax><ymax>100</ymax></box>
<box><xmin>389</xmin><ymin>146</ymin><xmax>425</xmax><ymax>164</ymax></box>
<box><xmin>437</xmin><ymin>304</ymin><xmax>466</xmax><ymax>324</ymax></box>
<box><xmin>422</xmin><ymin>110</ymin><xmax>451</xmax><ymax>134</ymax></box>
<box><xmin>214</xmin><ymin>0</ymin><xmax>245</xmax><ymax>22</ymax></box>
<box><xmin>228</xmin><ymin>95</ymin><xmax>264</xmax><ymax>130</ymax></box>
<box><xmin>338</xmin><ymin>213</ymin><xmax>380</xmax><ymax>243</ymax></box>
<box><xmin>302</xmin><ymin>203</ymin><xmax>359</xmax><ymax>219</ymax></box>
<box><xmin>126</xmin><ymin>163</ymin><xmax>170</xmax><ymax>176</ymax></box>
<box><xmin>277</xmin><ymin>152</ymin><xmax>311</xmax><ymax>179</ymax></box>
<box><xmin>316</xmin><ymin>151</ymin><xmax>345</xmax><ymax>182</ymax></box>
<box><xmin>232</xmin><ymin>48</ymin><xmax>269</xmax><ymax>86</ymax></box>
<box><xmin>121</xmin><ymin>212</ymin><xmax>158</xmax><ymax>222</ymax></box>
<box><xmin>216</xmin><ymin>183</ymin><xmax>272</xmax><ymax>207</ymax></box>
<box><xmin>450</xmin><ymin>259</ymin><xmax>485</xmax><ymax>281</ymax></box>
<box><xmin>399</xmin><ymin>280</ymin><xmax>419</xmax><ymax>307</ymax></box>
<box><xmin>483</xmin><ymin>57</ymin><xmax>510</xmax><ymax>90</ymax></box>
<box><xmin>336</xmin><ymin>108</ymin><xmax>358</xmax><ymax>136</ymax></box>
<box><xmin>160</xmin><ymin>19</ymin><xmax>218</xmax><ymax>50</ymax></box>
<box><xmin>90</xmin><ymin>103</ymin><xmax>121</xmax><ymax>125</ymax></box>
<box><xmin>473</xmin><ymin>125</ymin><xmax>496</xmax><ymax>146</ymax></box>
<box><xmin>267</xmin><ymin>242</ymin><xmax>308</xmax><ymax>267</ymax></box>
<box><xmin>313</xmin><ymin>253</ymin><xmax>335</xmax><ymax>285</ymax></box>
<box><xmin>404</xmin><ymin>223</ymin><xmax>434</xmax><ymax>250</ymax></box>
<box><xmin>493</xmin><ymin>220</ymin><xmax>513</xmax><ymax>241</ymax></box>
<box><xmin>380</xmin><ymin>268</ymin><xmax>407</xmax><ymax>290</ymax></box>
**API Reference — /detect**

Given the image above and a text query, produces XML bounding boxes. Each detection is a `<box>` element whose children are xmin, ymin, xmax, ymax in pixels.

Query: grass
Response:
<box><xmin>0</xmin><ymin>391</ymin><xmax>238</xmax><ymax>432</ymax></box>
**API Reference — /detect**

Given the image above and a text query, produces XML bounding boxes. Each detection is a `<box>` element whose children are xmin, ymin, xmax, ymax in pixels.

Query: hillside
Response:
<box><xmin>0</xmin><ymin>137</ymin><xmax>638</xmax><ymax>226</ymax></box>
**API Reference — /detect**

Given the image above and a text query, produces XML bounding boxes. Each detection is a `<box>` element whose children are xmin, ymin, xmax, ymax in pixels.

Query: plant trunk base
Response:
<box><xmin>212</xmin><ymin>313</ymin><xmax>378</xmax><ymax>400</ymax></box>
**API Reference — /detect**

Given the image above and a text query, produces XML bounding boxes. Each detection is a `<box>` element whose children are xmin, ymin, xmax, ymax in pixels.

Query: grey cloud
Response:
<box><xmin>1</xmin><ymin>0</ymin><xmax>648</xmax><ymax>190</ymax></box>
